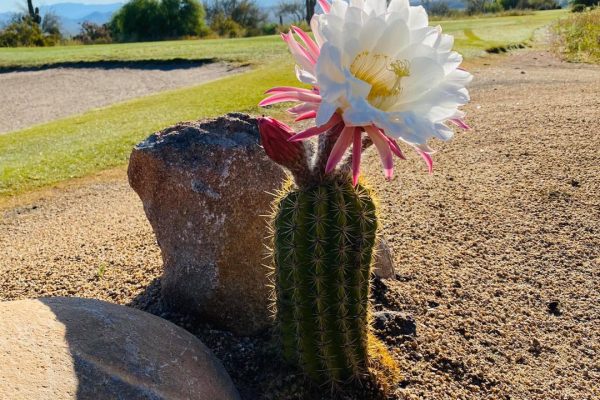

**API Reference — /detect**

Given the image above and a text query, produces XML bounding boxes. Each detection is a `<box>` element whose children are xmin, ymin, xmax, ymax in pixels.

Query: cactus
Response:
<box><xmin>26</xmin><ymin>0</ymin><xmax>42</xmax><ymax>24</ymax></box>
<box><xmin>273</xmin><ymin>179</ymin><xmax>377</xmax><ymax>383</ymax></box>
<box><xmin>259</xmin><ymin>117</ymin><xmax>399</xmax><ymax>387</ymax></box>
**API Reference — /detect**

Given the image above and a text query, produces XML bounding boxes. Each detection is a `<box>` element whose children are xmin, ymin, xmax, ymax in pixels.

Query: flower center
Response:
<box><xmin>349</xmin><ymin>51</ymin><xmax>410</xmax><ymax>111</ymax></box>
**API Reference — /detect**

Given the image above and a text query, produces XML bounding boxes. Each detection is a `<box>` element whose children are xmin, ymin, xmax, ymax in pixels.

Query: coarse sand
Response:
<box><xmin>0</xmin><ymin>50</ymin><xmax>598</xmax><ymax>399</ymax></box>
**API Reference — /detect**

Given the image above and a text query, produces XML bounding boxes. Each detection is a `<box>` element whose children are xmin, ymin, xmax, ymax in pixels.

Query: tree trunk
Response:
<box><xmin>305</xmin><ymin>0</ymin><xmax>316</xmax><ymax>24</ymax></box>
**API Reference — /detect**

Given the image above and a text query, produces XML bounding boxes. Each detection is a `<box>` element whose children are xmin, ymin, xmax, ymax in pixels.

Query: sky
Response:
<box><xmin>0</xmin><ymin>1</ymin><xmax>123</xmax><ymax>13</ymax></box>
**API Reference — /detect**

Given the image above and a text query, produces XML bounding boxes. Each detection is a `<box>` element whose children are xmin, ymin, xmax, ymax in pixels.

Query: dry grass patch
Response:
<box><xmin>553</xmin><ymin>9</ymin><xmax>600</xmax><ymax>63</ymax></box>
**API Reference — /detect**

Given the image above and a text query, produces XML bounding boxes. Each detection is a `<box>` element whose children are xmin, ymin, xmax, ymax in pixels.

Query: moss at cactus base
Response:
<box><xmin>270</xmin><ymin>177</ymin><xmax>400</xmax><ymax>387</ymax></box>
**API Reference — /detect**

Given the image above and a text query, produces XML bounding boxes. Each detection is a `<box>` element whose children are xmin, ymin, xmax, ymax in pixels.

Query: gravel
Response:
<box><xmin>1</xmin><ymin>49</ymin><xmax>599</xmax><ymax>399</ymax></box>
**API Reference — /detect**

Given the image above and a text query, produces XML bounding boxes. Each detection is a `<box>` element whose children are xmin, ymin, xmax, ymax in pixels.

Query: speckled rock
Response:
<box><xmin>0</xmin><ymin>297</ymin><xmax>240</xmax><ymax>400</ymax></box>
<box><xmin>374</xmin><ymin>237</ymin><xmax>396</xmax><ymax>279</ymax></box>
<box><xmin>128</xmin><ymin>113</ymin><xmax>286</xmax><ymax>335</ymax></box>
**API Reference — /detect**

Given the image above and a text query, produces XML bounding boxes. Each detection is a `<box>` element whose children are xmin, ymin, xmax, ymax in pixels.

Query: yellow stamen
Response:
<box><xmin>349</xmin><ymin>51</ymin><xmax>410</xmax><ymax>110</ymax></box>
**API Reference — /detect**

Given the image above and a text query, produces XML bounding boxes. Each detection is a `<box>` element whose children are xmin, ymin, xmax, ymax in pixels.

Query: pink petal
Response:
<box><xmin>387</xmin><ymin>138</ymin><xmax>406</xmax><ymax>159</ymax></box>
<box><xmin>281</xmin><ymin>31</ymin><xmax>316</xmax><ymax>66</ymax></box>
<box><xmin>291</xmin><ymin>26</ymin><xmax>320</xmax><ymax>60</ymax></box>
<box><xmin>289</xmin><ymin>114</ymin><xmax>341</xmax><ymax>142</ymax></box>
<box><xmin>326</xmin><ymin>126</ymin><xmax>354</xmax><ymax>174</ymax></box>
<box><xmin>450</xmin><ymin>118</ymin><xmax>470</xmax><ymax>130</ymax></box>
<box><xmin>318</xmin><ymin>0</ymin><xmax>331</xmax><ymax>13</ymax></box>
<box><xmin>259</xmin><ymin>92</ymin><xmax>322</xmax><ymax>107</ymax></box>
<box><xmin>365</xmin><ymin>126</ymin><xmax>394</xmax><ymax>180</ymax></box>
<box><xmin>352</xmin><ymin>128</ymin><xmax>362</xmax><ymax>186</ymax></box>
<box><xmin>287</xmin><ymin>102</ymin><xmax>319</xmax><ymax>115</ymax></box>
<box><xmin>258</xmin><ymin>117</ymin><xmax>305</xmax><ymax>168</ymax></box>
<box><xmin>295</xmin><ymin>110</ymin><xmax>317</xmax><ymax>121</ymax></box>
<box><xmin>376</xmin><ymin>128</ymin><xmax>406</xmax><ymax>160</ymax></box>
<box><xmin>266</xmin><ymin>86</ymin><xmax>317</xmax><ymax>95</ymax></box>
<box><xmin>416</xmin><ymin>149</ymin><xmax>434</xmax><ymax>174</ymax></box>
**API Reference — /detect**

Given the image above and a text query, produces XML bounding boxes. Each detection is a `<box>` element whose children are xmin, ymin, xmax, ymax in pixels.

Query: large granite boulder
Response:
<box><xmin>0</xmin><ymin>297</ymin><xmax>240</xmax><ymax>400</ymax></box>
<box><xmin>128</xmin><ymin>113</ymin><xmax>286</xmax><ymax>335</ymax></box>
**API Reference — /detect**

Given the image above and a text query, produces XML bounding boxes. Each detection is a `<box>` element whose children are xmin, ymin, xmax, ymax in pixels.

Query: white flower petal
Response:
<box><xmin>295</xmin><ymin>65</ymin><xmax>318</xmax><ymax>85</ymax></box>
<box><xmin>343</xmin><ymin>96</ymin><xmax>381</xmax><ymax>126</ymax></box>
<box><xmin>364</xmin><ymin>0</ymin><xmax>387</xmax><ymax>16</ymax></box>
<box><xmin>311</xmin><ymin>15</ymin><xmax>325</xmax><ymax>46</ymax></box>
<box><xmin>343</xmin><ymin>68</ymin><xmax>372</xmax><ymax>99</ymax></box>
<box><xmin>355</xmin><ymin>16</ymin><xmax>387</xmax><ymax>52</ymax></box>
<box><xmin>349</xmin><ymin>0</ymin><xmax>364</xmax><ymax>9</ymax></box>
<box><xmin>433</xmin><ymin>122</ymin><xmax>454</xmax><ymax>140</ymax></box>
<box><xmin>330</xmin><ymin>0</ymin><xmax>348</xmax><ymax>18</ymax></box>
<box><xmin>399</xmin><ymin>57</ymin><xmax>445</xmax><ymax>102</ymax></box>
<box><xmin>387</xmin><ymin>0</ymin><xmax>409</xmax><ymax>14</ymax></box>
<box><xmin>371</xmin><ymin>18</ymin><xmax>410</xmax><ymax>55</ymax></box>
<box><xmin>408</xmin><ymin>6</ymin><xmax>428</xmax><ymax>29</ymax></box>
<box><xmin>316</xmin><ymin>101</ymin><xmax>338</xmax><ymax>126</ymax></box>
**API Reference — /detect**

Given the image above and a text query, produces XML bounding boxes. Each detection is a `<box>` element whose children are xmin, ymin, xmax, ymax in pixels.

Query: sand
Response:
<box><xmin>0</xmin><ymin>61</ymin><xmax>239</xmax><ymax>134</ymax></box>
<box><xmin>1</xmin><ymin>49</ymin><xmax>598</xmax><ymax>399</ymax></box>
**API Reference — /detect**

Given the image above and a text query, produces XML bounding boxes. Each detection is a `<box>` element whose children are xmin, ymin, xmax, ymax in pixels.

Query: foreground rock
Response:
<box><xmin>373</xmin><ymin>311</ymin><xmax>417</xmax><ymax>337</ymax></box>
<box><xmin>0</xmin><ymin>297</ymin><xmax>240</xmax><ymax>400</ymax></box>
<box><xmin>128</xmin><ymin>113</ymin><xmax>286</xmax><ymax>335</ymax></box>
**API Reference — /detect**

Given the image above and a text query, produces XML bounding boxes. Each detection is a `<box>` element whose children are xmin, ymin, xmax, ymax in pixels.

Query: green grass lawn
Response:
<box><xmin>0</xmin><ymin>10</ymin><xmax>566</xmax><ymax>197</ymax></box>
<box><xmin>439</xmin><ymin>10</ymin><xmax>566</xmax><ymax>57</ymax></box>
<box><xmin>0</xmin><ymin>35</ymin><xmax>286</xmax><ymax>70</ymax></box>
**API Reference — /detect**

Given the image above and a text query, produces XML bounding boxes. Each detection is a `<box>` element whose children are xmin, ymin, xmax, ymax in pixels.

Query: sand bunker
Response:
<box><xmin>0</xmin><ymin>61</ymin><xmax>239</xmax><ymax>134</ymax></box>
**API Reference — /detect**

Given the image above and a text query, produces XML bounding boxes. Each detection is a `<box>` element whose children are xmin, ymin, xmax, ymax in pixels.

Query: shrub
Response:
<box><xmin>209</xmin><ymin>13</ymin><xmax>246</xmax><ymax>37</ymax></box>
<box><xmin>572</xmin><ymin>3</ymin><xmax>587</xmax><ymax>10</ymax></box>
<box><xmin>484</xmin><ymin>0</ymin><xmax>505</xmax><ymax>12</ymax></box>
<box><xmin>0</xmin><ymin>16</ymin><xmax>46</xmax><ymax>47</ymax></box>
<box><xmin>0</xmin><ymin>5</ymin><xmax>63</xmax><ymax>48</ymax></box>
<box><xmin>261</xmin><ymin>22</ymin><xmax>279</xmax><ymax>35</ymax></box>
<box><xmin>428</xmin><ymin>1</ymin><xmax>451</xmax><ymax>16</ymax></box>
<box><xmin>74</xmin><ymin>22</ymin><xmax>113</xmax><ymax>44</ymax></box>
<box><xmin>41</xmin><ymin>12</ymin><xmax>62</xmax><ymax>45</ymax></box>
<box><xmin>41</xmin><ymin>12</ymin><xmax>61</xmax><ymax>36</ymax></box>
<box><xmin>205</xmin><ymin>0</ymin><xmax>267</xmax><ymax>37</ymax></box>
<box><xmin>553</xmin><ymin>8</ymin><xmax>600</xmax><ymax>62</ymax></box>
<box><xmin>110</xmin><ymin>0</ymin><xmax>208</xmax><ymax>42</ymax></box>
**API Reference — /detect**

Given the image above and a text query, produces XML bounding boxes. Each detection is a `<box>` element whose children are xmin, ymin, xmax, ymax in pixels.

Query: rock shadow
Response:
<box><xmin>39</xmin><ymin>296</ymin><xmax>242</xmax><ymax>399</ymax></box>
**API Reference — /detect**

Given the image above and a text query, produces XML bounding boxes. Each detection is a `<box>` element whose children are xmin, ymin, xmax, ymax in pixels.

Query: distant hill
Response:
<box><xmin>0</xmin><ymin>2</ymin><xmax>123</xmax><ymax>36</ymax></box>
<box><xmin>39</xmin><ymin>2</ymin><xmax>124</xmax><ymax>20</ymax></box>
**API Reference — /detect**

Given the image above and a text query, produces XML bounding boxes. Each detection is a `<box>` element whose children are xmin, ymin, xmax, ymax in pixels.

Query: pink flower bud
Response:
<box><xmin>257</xmin><ymin>117</ymin><xmax>307</xmax><ymax>171</ymax></box>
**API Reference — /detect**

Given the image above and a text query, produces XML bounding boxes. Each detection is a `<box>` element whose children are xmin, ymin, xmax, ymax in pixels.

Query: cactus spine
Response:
<box><xmin>273</xmin><ymin>178</ymin><xmax>377</xmax><ymax>383</ymax></box>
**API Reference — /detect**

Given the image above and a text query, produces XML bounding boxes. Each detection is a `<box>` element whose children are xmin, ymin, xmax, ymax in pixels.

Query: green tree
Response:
<box><xmin>569</xmin><ymin>0</ymin><xmax>597</xmax><ymax>6</ymax></box>
<box><xmin>277</xmin><ymin>0</ymin><xmax>305</xmax><ymax>23</ymax></box>
<box><xmin>111</xmin><ymin>0</ymin><xmax>208</xmax><ymax>42</ymax></box>
<box><xmin>41</xmin><ymin>12</ymin><xmax>61</xmax><ymax>36</ymax></box>
<box><xmin>74</xmin><ymin>22</ymin><xmax>113</xmax><ymax>44</ymax></box>
<box><xmin>205</xmin><ymin>0</ymin><xmax>267</xmax><ymax>36</ymax></box>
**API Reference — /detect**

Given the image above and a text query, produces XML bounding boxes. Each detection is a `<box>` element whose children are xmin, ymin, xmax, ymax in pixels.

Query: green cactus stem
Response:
<box><xmin>272</xmin><ymin>177</ymin><xmax>377</xmax><ymax>384</ymax></box>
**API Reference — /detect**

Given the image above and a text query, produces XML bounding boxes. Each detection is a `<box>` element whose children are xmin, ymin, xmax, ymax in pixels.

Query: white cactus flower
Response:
<box><xmin>261</xmin><ymin>0</ymin><xmax>472</xmax><ymax>185</ymax></box>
